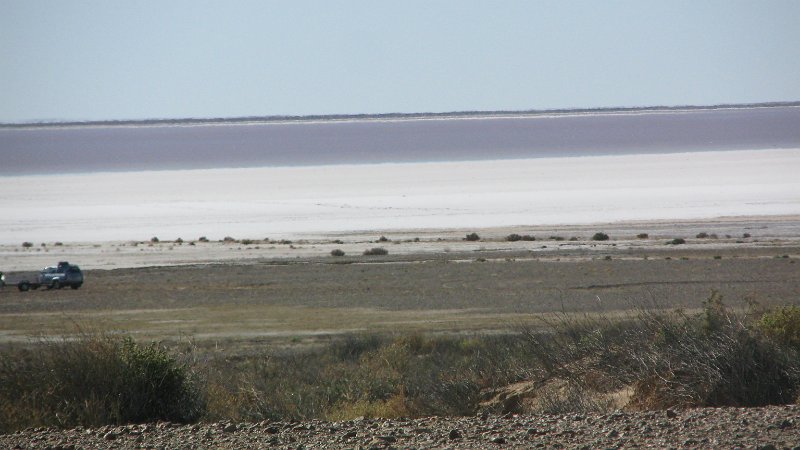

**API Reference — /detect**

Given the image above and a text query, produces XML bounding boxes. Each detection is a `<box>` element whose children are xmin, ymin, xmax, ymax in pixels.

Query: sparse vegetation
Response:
<box><xmin>21</xmin><ymin>242</ymin><xmax>33</xmax><ymax>248</ymax></box>
<box><xmin>521</xmin><ymin>298</ymin><xmax>800</xmax><ymax>412</ymax></box>
<box><xmin>592</xmin><ymin>232</ymin><xmax>609</xmax><ymax>241</ymax></box>
<box><xmin>150</xmin><ymin>236</ymin><xmax>160</xmax><ymax>243</ymax></box>
<box><xmin>363</xmin><ymin>247</ymin><xmax>388</xmax><ymax>256</ymax></box>
<box><xmin>668</xmin><ymin>238</ymin><xmax>686</xmax><ymax>245</ymax></box>
<box><xmin>549</xmin><ymin>236</ymin><xmax>565</xmax><ymax>241</ymax></box>
<box><xmin>464</xmin><ymin>232</ymin><xmax>480</xmax><ymax>242</ymax></box>
<box><xmin>5</xmin><ymin>298</ymin><xmax>800</xmax><ymax>432</ymax></box>
<box><xmin>377</xmin><ymin>236</ymin><xmax>389</xmax><ymax>242</ymax></box>
<box><xmin>198</xmin><ymin>236</ymin><xmax>209</xmax><ymax>242</ymax></box>
<box><xmin>223</xmin><ymin>236</ymin><xmax>236</xmax><ymax>243</ymax></box>
<box><xmin>330</xmin><ymin>249</ymin><xmax>345</xmax><ymax>257</ymax></box>
<box><xmin>637</xmin><ymin>233</ymin><xmax>649</xmax><ymax>239</ymax></box>
<box><xmin>696</xmin><ymin>232</ymin><xmax>709</xmax><ymax>238</ymax></box>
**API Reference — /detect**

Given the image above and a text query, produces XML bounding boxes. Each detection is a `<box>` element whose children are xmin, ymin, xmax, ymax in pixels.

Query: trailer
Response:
<box><xmin>0</xmin><ymin>261</ymin><xmax>84</xmax><ymax>292</ymax></box>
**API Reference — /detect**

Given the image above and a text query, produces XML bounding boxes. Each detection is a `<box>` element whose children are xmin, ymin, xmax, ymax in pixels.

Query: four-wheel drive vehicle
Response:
<box><xmin>1</xmin><ymin>261</ymin><xmax>84</xmax><ymax>292</ymax></box>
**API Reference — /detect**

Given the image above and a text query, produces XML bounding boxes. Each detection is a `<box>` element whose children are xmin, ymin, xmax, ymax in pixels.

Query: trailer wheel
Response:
<box><xmin>18</xmin><ymin>282</ymin><xmax>30</xmax><ymax>292</ymax></box>
<box><xmin>51</xmin><ymin>280</ymin><xmax>61</xmax><ymax>290</ymax></box>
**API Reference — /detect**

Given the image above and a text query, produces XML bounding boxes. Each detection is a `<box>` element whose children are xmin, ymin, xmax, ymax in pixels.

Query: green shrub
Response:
<box><xmin>668</xmin><ymin>238</ymin><xmax>686</xmax><ymax>245</ymax></box>
<box><xmin>464</xmin><ymin>233</ymin><xmax>480</xmax><ymax>241</ymax></box>
<box><xmin>198</xmin><ymin>236</ymin><xmax>209</xmax><ymax>242</ymax></box>
<box><xmin>592</xmin><ymin>232</ymin><xmax>609</xmax><ymax>241</ymax></box>
<box><xmin>758</xmin><ymin>306</ymin><xmax>800</xmax><ymax>351</ymax></box>
<box><xmin>0</xmin><ymin>335</ymin><xmax>202</xmax><ymax>432</ymax></box>
<box><xmin>21</xmin><ymin>242</ymin><xmax>33</xmax><ymax>248</ymax></box>
<box><xmin>636</xmin><ymin>233</ymin><xmax>649</xmax><ymax>239</ymax></box>
<box><xmin>330</xmin><ymin>249</ymin><xmax>345</xmax><ymax>257</ymax></box>
<box><xmin>696</xmin><ymin>232</ymin><xmax>709</xmax><ymax>238</ymax></box>
<box><xmin>150</xmin><ymin>236</ymin><xmax>159</xmax><ymax>243</ymax></box>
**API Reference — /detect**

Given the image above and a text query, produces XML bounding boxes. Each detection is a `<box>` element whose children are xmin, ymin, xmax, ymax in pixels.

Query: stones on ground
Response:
<box><xmin>2</xmin><ymin>406</ymin><xmax>800</xmax><ymax>448</ymax></box>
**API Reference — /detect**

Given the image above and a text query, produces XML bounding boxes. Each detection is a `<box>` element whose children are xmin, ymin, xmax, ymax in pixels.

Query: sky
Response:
<box><xmin>1</xmin><ymin>1</ymin><xmax>799</xmax><ymax>123</ymax></box>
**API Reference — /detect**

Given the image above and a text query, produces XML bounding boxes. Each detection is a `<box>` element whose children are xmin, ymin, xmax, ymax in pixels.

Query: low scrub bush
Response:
<box><xmin>363</xmin><ymin>247</ymin><xmax>388</xmax><ymax>256</ymax></box>
<box><xmin>464</xmin><ymin>232</ymin><xmax>480</xmax><ymax>241</ymax></box>
<box><xmin>668</xmin><ymin>238</ymin><xmax>686</xmax><ymax>245</ymax></box>
<box><xmin>21</xmin><ymin>242</ymin><xmax>33</xmax><ymax>248</ymax></box>
<box><xmin>506</xmin><ymin>234</ymin><xmax>535</xmax><ymax>242</ymax></box>
<box><xmin>330</xmin><ymin>248</ymin><xmax>345</xmax><ymax>257</ymax></box>
<box><xmin>0</xmin><ymin>334</ymin><xmax>203</xmax><ymax>433</ymax></box>
<box><xmin>636</xmin><ymin>233</ymin><xmax>649</xmax><ymax>239</ymax></box>
<box><xmin>592</xmin><ymin>232</ymin><xmax>609</xmax><ymax>241</ymax></box>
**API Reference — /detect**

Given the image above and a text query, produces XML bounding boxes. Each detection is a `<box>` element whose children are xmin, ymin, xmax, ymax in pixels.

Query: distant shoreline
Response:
<box><xmin>3</xmin><ymin>101</ymin><xmax>799</xmax><ymax>129</ymax></box>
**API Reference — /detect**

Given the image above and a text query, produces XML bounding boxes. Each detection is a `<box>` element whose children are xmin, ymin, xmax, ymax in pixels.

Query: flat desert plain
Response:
<box><xmin>1</xmin><ymin>216</ymin><xmax>798</xmax><ymax>349</ymax></box>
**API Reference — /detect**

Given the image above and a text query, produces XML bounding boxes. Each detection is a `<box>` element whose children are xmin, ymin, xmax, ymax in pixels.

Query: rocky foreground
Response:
<box><xmin>3</xmin><ymin>406</ymin><xmax>800</xmax><ymax>449</ymax></box>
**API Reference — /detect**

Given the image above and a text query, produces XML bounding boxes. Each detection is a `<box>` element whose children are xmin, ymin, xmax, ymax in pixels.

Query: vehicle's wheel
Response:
<box><xmin>18</xmin><ymin>282</ymin><xmax>30</xmax><ymax>292</ymax></box>
<box><xmin>51</xmin><ymin>280</ymin><xmax>61</xmax><ymax>290</ymax></box>
<box><xmin>71</xmin><ymin>283</ymin><xmax>82</xmax><ymax>290</ymax></box>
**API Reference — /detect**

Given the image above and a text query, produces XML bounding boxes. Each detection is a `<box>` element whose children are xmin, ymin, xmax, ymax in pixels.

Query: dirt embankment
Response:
<box><xmin>2</xmin><ymin>406</ymin><xmax>799</xmax><ymax>449</ymax></box>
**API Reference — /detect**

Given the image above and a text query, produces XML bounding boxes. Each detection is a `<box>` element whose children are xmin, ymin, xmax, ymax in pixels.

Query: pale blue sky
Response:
<box><xmin>1</xmin><ymin>1</ymin><xmax>798</xmax><ymax>123</ymax></box>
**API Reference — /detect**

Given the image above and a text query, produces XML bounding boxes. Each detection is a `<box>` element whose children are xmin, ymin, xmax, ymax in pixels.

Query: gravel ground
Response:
<box><xmin>3</xmin><ymin>406</ymin><xmax>800</xmax><ymax>449</ymax></box>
